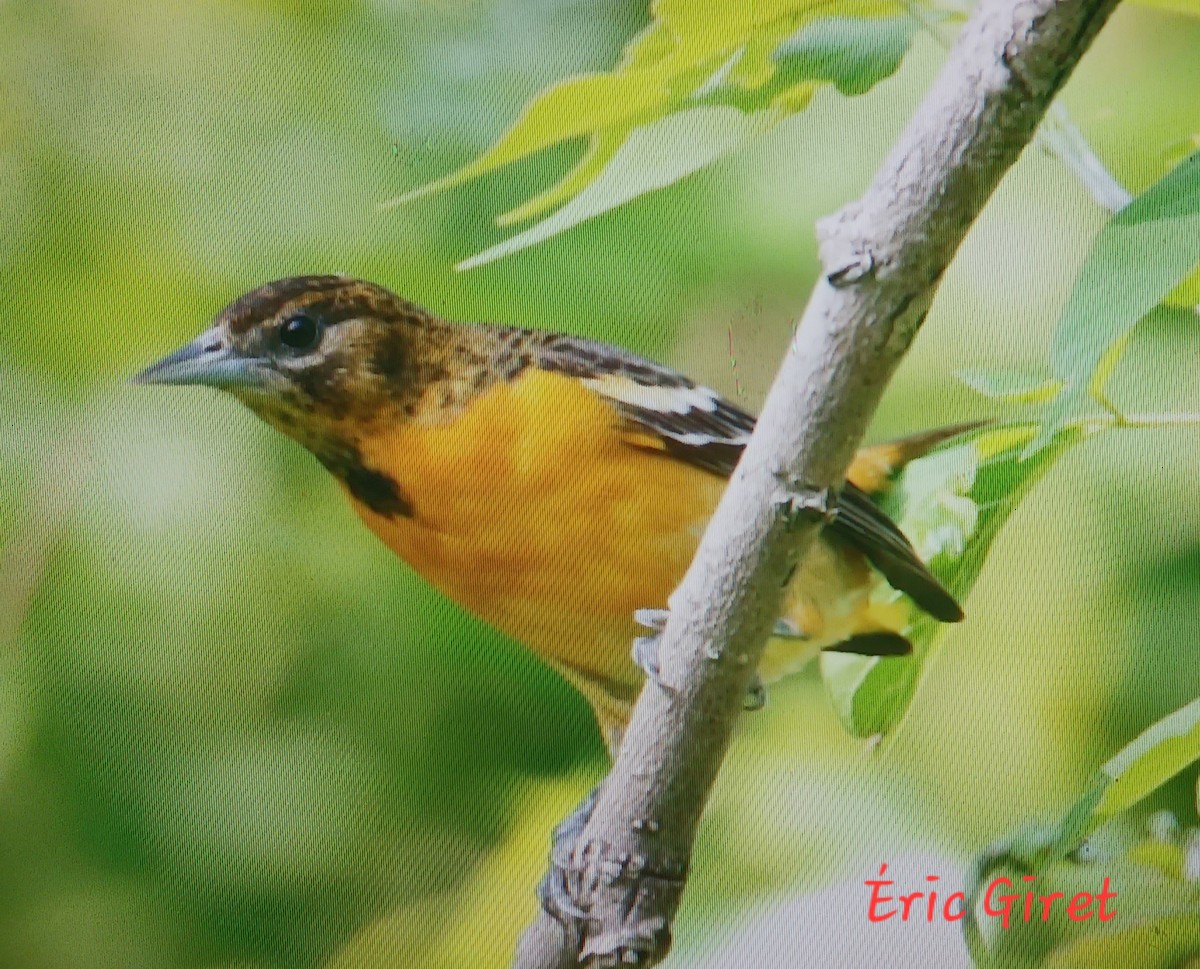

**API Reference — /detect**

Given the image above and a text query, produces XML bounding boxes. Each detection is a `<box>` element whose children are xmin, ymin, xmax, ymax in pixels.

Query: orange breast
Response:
<box><xmin>347</xmin><ymin>370</ymin><xmax>724</xmax><ymax>696</ymax></box>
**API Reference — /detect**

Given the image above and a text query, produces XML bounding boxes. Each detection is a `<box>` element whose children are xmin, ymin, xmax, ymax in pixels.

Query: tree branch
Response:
<box><xmin>513</xmin><ymin>1</ymin><xmax>1121</xmax><ymax>965</ymax></box>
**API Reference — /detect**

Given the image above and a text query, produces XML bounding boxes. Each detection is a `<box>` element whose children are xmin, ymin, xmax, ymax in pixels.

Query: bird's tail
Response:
<box><xmin>845</xmin><ymin>420</ymin><xmax>986</xmax><ymax>496</ymax></box>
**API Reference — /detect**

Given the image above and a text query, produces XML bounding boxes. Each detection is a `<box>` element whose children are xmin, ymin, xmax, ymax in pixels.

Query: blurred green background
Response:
<box><xmin>3</xmin><ymin>2</ymin><xmax>1200</xmax><ymax>967</ymax></box>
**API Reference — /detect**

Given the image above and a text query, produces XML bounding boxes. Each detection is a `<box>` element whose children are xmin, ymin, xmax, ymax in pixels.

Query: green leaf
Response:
<box><xmin>457</xmin><ymin>108</ymin><xmax>773</xmax><ymax>270</ymax></box>
<box><xmin>691</xmin><ymin>14</ymin><xmax>918</xmax><ymax>115</ymax></box>
<box><xmin>956</xmin><ymin>366</ymin><xmax>1063</xmax><ymax>403</ymax></box>
<box><xmin>966</xmin><ymin>697</ymin><xmax>1200</xmax><ymax>901</ymax></box>
<box><xmin>648</xmin><ymin>0</ymin><xmax>903</xmax><ymax>48</ymax></box>
<box><xmin>495</xmin><ymin>127</ymin><xmax>630</xmax><ymax>227</ymax></box>
<box><xmin>822</xmin><ymin>422</ymin><xmax>1089</xmax><ymax>738</ymax></box>
<box><xmin>1036</xmin><ymin>695</ymin><xmax>1200</xmax><ymax>856</ymax></box>
<box><xmin>769</xmin><ymin>13</ymin><xmax>916</xmax><ymax>97</ymax></box>
<box><xmin>1097</xmin><ymin>697</ymin><xmax>1200</xmax><ymax>819</ymax></box>
<box><xmin>388</xmin><ymin>2</ymin><xmax>933</xmax><ymax>263</ymax></box>
<box><xmin>380</xmin><ymin>71</ymin><xmax>673</xmax><ymax>208</ymax></box>
<box><xmin>455</xmin><ymin>14</ymin><xmax>919</xmax><ymax>267</ymax></box>
<box><xmin>1032</xmin><ymin>151</ymin><xmax>1200</xmax><ymax>453</ymax></box>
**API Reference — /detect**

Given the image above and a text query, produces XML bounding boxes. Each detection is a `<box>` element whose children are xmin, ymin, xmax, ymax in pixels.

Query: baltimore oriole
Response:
<box><xmin>134</xmin><ymin>275</ymin><xmax>965</xmax><ymax>754</ymax></box>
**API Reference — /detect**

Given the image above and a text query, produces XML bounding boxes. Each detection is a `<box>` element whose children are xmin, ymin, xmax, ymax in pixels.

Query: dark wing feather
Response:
<box><xmin>532</xmin><ymin>334</ymin><xmax>962</xmax><ymax>623</ymax></box>
<box><xmin>832</xmin><ymin>483</ymin><xmax>963</xmax><ymax>622</ymax></box>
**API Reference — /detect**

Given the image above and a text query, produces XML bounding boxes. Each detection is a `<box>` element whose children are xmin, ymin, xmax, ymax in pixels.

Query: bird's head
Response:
<box><xmin>133</xmin><ymin>275</ymin><xmax>478</xmax><ymax>454</ymax></box>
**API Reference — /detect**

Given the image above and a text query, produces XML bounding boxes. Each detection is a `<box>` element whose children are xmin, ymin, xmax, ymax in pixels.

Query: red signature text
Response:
<box><xmin>865</xmin><ymin>864</ymin><xmax>1117</xmax><ymax>928</ymax></box>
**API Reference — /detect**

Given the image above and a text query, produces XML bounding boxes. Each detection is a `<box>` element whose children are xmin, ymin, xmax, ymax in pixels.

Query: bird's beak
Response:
<box><xmin>131</xmin><ymin>327</ymin><xmax>266</xmax><ymax>389</ymax></box>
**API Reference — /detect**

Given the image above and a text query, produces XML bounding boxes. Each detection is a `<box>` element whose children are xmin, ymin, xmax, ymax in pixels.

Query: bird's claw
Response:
<box><xmin>775</xmin><ymin>477</ymin><xmax>839</xmax><ymax>531</ymax></box>
<box><xmin>632</xmin><ymin>634</ymin><xmax>664</xmax><ymax>681</ymax></box>
<box><xmin>537</xmin><ymin>866</ymin><xmax>589</xmax><ymax>924</ymax></box>
<box><xmin>633</xmin><ymin>608</ymin><xmax>669</xmax><ymax>631</ymax></box>
<box><xmin>537</xmin><ymin>785</ymin><xmax>686</xmax><ymax>964</ymax></box>
<box><xmin>632</xmin><ymin>608</ymin><xmax>675</xmax><ymax>692</ymax></box>
<box><xmin>536</xmin><ymin>788</ymin><xmax>599</xmax><ymax>933</ymax></box>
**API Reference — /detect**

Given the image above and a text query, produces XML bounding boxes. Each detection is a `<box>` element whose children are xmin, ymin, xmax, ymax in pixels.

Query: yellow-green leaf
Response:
<box><xmin>382</xmin><ymin>71</ymin><xmax>671</xmax><ymax>209</ymax></box>
<box><xmin>956</xmin><ymin>367</ymin><xmax>1064</xmax><ymax>404</ymax></box>
<box><xmin>459</xmin><ymin>107</ymin><xmax>773</xmax><ymax>270</ymax></box>
<box><xmin>1097</xmin><ymin>696</ymin><xmax>1200</xmax><ymax>819</ymax></box>
<box><xmin>496</xmin><ymin>127</ymin><xmax>630</xmax><ymax>227</ymax></box>
<box><xmin>388</xmin><ymin>1</ymin><xmax>923</xmax><ymax>238</ymax></box>
<box><xmin>1031</xmin><ymin>151</ymin><xmax>1200</xmax><ymax>454</ymax></box>
<box><xmin>1166</xmin><ymin>263</ymin><xmax>1200</xmax><ymax>310</ymax></box>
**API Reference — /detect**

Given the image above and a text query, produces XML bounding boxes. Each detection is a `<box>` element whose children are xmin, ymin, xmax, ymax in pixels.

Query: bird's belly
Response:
<box><xmin>349</xmin><ymin>428</ymin><xmax>726</xmax><ymax>696</ymax></box>
<box><xmin>351</xmin><ymin>466</ymin><xmax>905</xmax><ymax>719</ymax></box>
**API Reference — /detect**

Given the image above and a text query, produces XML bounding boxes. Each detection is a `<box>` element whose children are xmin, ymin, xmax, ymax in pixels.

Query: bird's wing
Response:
<box><xmin>534</xmin><ymin>334</ymin><xmax>755</xmax><ymax>475</ymax></box>
<box><xmin>534</xmin><ymin>334</ymin><xmax>962</xmax><ymax>623</ymax></box>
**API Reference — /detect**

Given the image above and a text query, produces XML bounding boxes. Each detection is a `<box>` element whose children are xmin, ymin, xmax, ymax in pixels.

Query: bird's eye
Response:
<box><xmin>279</xmin><ymin>314</ymin><xmax>322</xmax><ymax>352</ymax></box>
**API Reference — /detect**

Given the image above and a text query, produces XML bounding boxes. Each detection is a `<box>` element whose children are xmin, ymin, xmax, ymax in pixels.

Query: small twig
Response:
<box><xmin>1101</xmin><ymin>411</ymin><xmax>1200</xmax><ymax>429</ymax></box>
<box><xmin>513</xmin><ymin>2</ymin><xmax>1122</xmax><ymax>966</ymax></box>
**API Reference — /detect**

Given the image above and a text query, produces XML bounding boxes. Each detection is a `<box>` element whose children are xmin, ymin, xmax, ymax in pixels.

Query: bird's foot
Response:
<box><xmin>633</xmin><ymin>608</ymin><xmax>670</xmax><ymax>632</ymax></box>
<box><xmin>535</xmin><ymin>783</ymin><xmax>687</xmax><ymax>964</ymax></box>
<box><xmin>632</xmin><ymin>609</ymin><xmax>674</xmax><ymax>692</ymax></box>
<box><xmin>774</xmin><ymin>477</ymin><xmax>839</xmax><ymax>531</ymax></box>
<box><xmin>537</xmin><ymin>786</ymin><xmax>599</xmax><ymax>942</ymax></box>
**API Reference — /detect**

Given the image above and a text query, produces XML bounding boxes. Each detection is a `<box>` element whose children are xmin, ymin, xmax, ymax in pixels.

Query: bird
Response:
<box><xmin>133</xmin><ymin>275</ymin><xmax>967</xmax><ymax>756</ymax></box>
